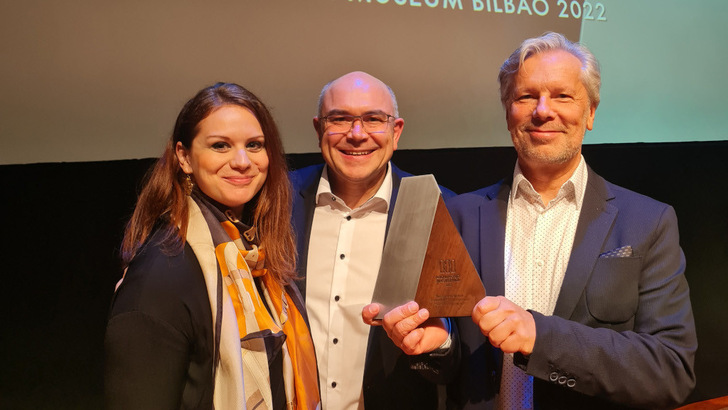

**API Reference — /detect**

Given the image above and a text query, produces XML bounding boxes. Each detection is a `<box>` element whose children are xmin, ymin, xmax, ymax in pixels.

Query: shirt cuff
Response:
<box><xmin>430</xmin><ymin>318</ymin><xmax>452</xmax><ymax>355</ymax></box>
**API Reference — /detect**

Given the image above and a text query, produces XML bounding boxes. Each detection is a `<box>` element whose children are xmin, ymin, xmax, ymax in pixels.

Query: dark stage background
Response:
<box><xmin>1</xmin><ymin>141</ymin><xmax>726</xmax><ymax>408</ymax></box>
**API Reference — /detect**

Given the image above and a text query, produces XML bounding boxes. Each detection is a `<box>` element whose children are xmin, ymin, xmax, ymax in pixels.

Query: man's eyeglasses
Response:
<box><xmin>320</xmin><ymin>113</ymin><xmax>395</xmax><ymax>133</ymax></box>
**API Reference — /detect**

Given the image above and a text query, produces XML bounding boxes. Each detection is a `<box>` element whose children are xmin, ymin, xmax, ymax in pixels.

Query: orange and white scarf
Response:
<box><xmin>186</xmin><ymin>195</ymin><xmax>320</xmax><ymax>410</ymax></box>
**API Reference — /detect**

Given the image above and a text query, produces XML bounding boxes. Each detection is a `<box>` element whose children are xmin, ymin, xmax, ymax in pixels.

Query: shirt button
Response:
<box><xmin>334</xmin><ymin>295</ymin><xmax>340</xmax><ymax>302</ymax></box>
<box><xmin>536</xmin><ymin>260</ymin><xmax>544</xmax><ymax>267</ymax></box>
<box><xmin>340</xmin><ymin>254</ymin><xmax>345</xmax><ymax>260</ymax></box>
<box><xmin>333</xmin><ymin>338</ymin><xmax>338</xmax><ymax>344</ymax></box>
<box><xmin>346</xmin><ymin>215</ymin><xmax>351</xmax><ymax>221</ymax></box>
<box><xmin>331</xmin><ymin>381</ymin><xmax>337</xmax><ymax>388</ymax></box>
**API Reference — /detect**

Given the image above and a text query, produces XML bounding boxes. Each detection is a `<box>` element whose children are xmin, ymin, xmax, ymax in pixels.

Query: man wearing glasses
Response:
<box><xmin>290</xmin><ymin>71</ymin><xmax>455</xmax><ymax>410</ymax></box>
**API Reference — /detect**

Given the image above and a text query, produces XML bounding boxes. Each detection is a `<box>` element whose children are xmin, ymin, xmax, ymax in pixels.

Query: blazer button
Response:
<box><xmin>549</xmin><ymin>372</ymin><xmax>559</xmax><ymax>382</ymax></box>
<box><xmin>567</xmin><ymin>378</ymin><xmax>576</xmax><ymax>388</ymax></box>
<box><xmin>557</xmin><ymin>376</ymin><xmax>567</xmax><ymax>385</ymax></box>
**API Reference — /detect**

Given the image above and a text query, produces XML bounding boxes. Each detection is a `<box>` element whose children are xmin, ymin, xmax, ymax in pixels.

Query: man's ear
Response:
<box><xmin>586</xmin><ymin>103</ymin><xmax>597</xmax><ymax>131</ymax></box>
<box><xmin>391</xmin><ymin>117</ymin><xmax>404</xmax><ymax>151</ymax></box>
<box><xmin>175</xmin><ymin>141</ymin><xmax>193</xmax><ymax>174</ymax></box>
<box><xmin>313</xmin><ymin>117</ymin><xmax>323</xmax><ymax>146</ymax></box>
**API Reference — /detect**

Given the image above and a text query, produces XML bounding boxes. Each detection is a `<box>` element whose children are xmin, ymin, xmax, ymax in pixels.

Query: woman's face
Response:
<box><xmin>176</xmin><ymin>105</ymin><xmax>269</xmax><ymax>216</ymax></box>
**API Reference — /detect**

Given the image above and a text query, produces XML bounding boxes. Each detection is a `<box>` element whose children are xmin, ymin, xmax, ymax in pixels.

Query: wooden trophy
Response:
<box><xmin>371</xmin><ymin>175</ymin><xmax>485</xmax><ymax>318</ymax></box>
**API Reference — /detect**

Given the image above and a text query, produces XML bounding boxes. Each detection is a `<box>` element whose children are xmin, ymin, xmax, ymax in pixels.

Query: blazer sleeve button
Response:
<box><xmin>567</xmin><ymin>378</ymin><xmax>576</xmax><ymax>388</ymax></box>
<box><xmin>549</xmin><ymin>372</ymin><xmax>559</xmax><ymax>382</ymax></box>
<box><xmin>557</xmin><ymin>376</ymin><xmax>567</xmax><ymax>385</ymax></box>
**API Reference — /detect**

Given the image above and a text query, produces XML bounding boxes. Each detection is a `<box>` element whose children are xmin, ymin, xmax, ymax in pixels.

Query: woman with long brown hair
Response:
<box><xmin>105</xmin><ymin>83</ymin><xmax>319</xmax><ymax>410</ymax></box>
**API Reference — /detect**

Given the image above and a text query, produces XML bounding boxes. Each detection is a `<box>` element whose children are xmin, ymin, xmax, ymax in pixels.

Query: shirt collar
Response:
<box><xmin>511</xmin><ymin>156</ymin><xmax>588</xmax><ymax>209</ymax></box>
<box><xmin>315</xmin><ymin>163</ymin><xmax>392</xmax><ymax>212</ymax></box>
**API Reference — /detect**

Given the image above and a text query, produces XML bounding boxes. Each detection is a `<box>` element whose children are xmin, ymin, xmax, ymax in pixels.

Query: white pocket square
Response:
<box><xmin>599</xmin><ymin>245</ymin><xmax>633</xmax><ymax>258</ymax></box>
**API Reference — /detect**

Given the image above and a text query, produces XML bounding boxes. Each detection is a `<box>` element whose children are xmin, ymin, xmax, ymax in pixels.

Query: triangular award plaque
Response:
<box><xmin>372</xmin><ymin>174</ymin><xmax>485</xmax><ymax>318</ymax></box>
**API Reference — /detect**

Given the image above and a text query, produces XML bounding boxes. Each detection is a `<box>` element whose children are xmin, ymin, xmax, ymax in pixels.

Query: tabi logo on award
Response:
<box><xmin>437</xmin><ymin>259</ymin><xmax>460</xmax><ymax>285</ymax></box>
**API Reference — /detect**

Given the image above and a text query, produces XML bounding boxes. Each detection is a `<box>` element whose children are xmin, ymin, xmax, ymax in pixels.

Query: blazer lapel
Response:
<box><xmin>387</xmin><ymin>164</ymin><xmax>404</xmax><ymax>231</ymax></box>
<box><xmin>479</xmin><ymin>181</ymin><xmax>509</xmax><ymax>297</ymax></box>
<box><xmin>293</xmin><ymin>167</ymin><xmax>322</xmax><ymax>300</ymax></box>
<box><xmin>475</xmin><ymin>181</ymin><xmax>510</xmax><ymax>383</ymax></box>
<box><xmin>552</xmin><ymin>168</ymin><xmax>617</xmax><ymax>319</ymax></box>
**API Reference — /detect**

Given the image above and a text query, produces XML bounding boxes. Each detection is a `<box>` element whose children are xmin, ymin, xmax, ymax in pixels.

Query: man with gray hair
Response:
<box><xmin>445</xmin><ymin>32</ymin><xmax>697</xmax><ymax>409</ymax></box>
<box><xmin>290</xmin><ymin>71</ymin><xmax>456</xmax><ymax>410</ymax></box>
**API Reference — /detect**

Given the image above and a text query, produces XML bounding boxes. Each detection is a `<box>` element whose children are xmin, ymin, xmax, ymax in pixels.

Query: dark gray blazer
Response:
<box><xmin>446</xmin><ymin>166</ymin><xmax>697</xmax><ymax>410</ymax></box>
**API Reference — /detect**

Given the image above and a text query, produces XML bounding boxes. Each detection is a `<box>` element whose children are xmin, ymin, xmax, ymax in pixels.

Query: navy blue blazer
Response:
<box><xmin>446</xmin><ymin>166</ymin><xmax>697</xmax><ymax>410</ymax></box>
<box><xmin>290</xmin><ymin>163</ymin><xmax>456</xmax><ymax>410</ymax></box>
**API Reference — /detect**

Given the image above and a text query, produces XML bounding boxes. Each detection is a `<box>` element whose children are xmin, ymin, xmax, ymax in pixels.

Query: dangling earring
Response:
<box><xmin>184</xmin><ymin>174</ymin><xmax>194</xmax><ymax>196</ymax></box>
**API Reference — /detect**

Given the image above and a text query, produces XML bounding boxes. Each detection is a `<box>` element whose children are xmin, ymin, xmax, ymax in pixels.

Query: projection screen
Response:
<box><xmin>1</xmin><ymin>0</ymin><xmax>726</xmax><ymax>165</ymax></box>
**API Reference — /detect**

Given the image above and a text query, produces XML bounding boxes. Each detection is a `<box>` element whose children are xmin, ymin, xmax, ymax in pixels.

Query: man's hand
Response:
<box><xmin>472</xmin><ymin>296</ymin><xmax>536</xmax><ymax>355</ymax></box>
<box><xmin>362</xmin><ymin>301</ymin><xmax>449</xmax><ymax>355</ymax></box>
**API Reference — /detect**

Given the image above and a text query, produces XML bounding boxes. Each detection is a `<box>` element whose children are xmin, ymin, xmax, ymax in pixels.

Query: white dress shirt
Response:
<box><xmin>305</xmin><ymin>165</ymin><xmax>393</xmax><ymax>410</ymax></box>
<box><xmin>498</xmin><ymin>156</ymin><xmax>588</xmax><ymax>410</ymax></box>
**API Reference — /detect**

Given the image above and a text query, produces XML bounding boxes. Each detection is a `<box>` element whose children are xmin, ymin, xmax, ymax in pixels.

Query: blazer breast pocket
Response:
<box><xmin>586</xmin><ymin>256</ymin><xmax>642</xmax><ymax>324</ymax></box>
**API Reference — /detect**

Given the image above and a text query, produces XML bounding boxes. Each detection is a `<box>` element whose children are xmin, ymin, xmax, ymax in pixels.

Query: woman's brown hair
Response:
<box><xmin>121</xmin><ymin>83</ymin><xmax>295</xmax><ymax>283</ymax></box>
